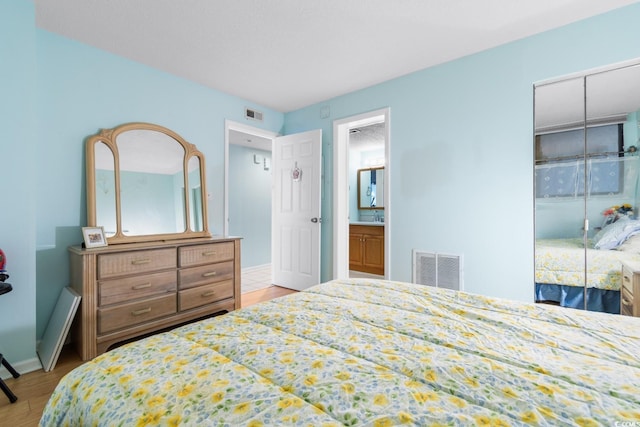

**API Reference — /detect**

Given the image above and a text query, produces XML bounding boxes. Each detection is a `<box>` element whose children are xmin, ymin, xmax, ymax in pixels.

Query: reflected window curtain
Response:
<box><xmin>588</xmin><ymin>158</ymin><xmax>619</xmax><ymax>196</ymax></box>
<box><xmin>587</xmin><ymin>157</ymin><xmax>639</xmax><ymax>198</ymax></box>
<box><xmin>535</xmin><ymin>161</ymin><xmax>580</xmax><ymax>198</ymax></box>
<box><xmin>535</xmin><ymin>156</ymin><xmax>639</xmax><ymax>199</ymax></box>
<box><xmin>617</xmin><ymin>156</ymin><xmax>639</xmax><ymax>198</ymax></box>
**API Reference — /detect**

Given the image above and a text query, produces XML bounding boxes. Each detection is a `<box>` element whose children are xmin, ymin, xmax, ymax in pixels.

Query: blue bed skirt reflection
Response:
<box><xmin>535</xmin><ymin>283</ymin><xmax>620</xmax><ymax>314</ymax></box>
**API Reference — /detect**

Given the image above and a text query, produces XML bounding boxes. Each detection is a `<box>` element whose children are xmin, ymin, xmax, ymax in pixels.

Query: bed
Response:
<box><xmin>535</xmin><ymin>215</ymin><xmax>640</xmax><ymax>313</ymax></box>
<box><xmin>534</xmin><ymin>237</ymin><xmax>640</xmax><ymax>313</ymax></box>
<box><xmin>40</xmin><ymin>278</ymin><xmax>640</xmax><ymax>426</ymax></box>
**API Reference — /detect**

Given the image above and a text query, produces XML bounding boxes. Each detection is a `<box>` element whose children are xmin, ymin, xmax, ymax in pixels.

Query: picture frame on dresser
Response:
<box><xmin>82</xmin><ymin>226</ymin><xmax>108</xmax><ymax>248</ymax></box>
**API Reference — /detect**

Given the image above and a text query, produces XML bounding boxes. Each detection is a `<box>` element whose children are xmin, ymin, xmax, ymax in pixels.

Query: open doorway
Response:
<box><xmin>224</xmin><ymin>121</ymin><xmax>277</xmax><ymax>293</ymax></box>
<box><xmin>333</xmin><ymin>108</ymin><xmax>390</xmax><ymax>280</ymax></box>
<box><xmin>224</xmin><ymin>121</ymin><xmax>323</xmax><ymax>292</ymax></box>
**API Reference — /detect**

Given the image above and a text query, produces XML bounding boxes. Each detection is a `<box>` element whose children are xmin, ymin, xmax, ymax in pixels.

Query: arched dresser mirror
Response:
<box><xmin>86</xmin><ymin>122</ymin><xmax>211</xmax><ymax>244</ymax></box>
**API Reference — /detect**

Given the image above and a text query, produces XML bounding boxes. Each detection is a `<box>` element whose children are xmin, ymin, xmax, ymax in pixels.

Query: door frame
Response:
<box><xmin>333</xmin><ymin>108</ymin><xmax>391</xmax><ymax>279</ymax></box>
<box><xmin>223</xmin><ymin>120</ymin><xmax>278</xmax><ymax>237</ymax></box>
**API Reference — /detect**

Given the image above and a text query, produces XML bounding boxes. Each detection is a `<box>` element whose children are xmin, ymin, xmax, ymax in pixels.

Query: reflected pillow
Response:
<box><xmin>593</xmin><ymin>217</ymin><xmax>640</xmax><ymax>250</ymax></box>
<box><xmin>616</xmin><ymin>233</ymin><xmax>640</xmax><ymax>253</ymax></box>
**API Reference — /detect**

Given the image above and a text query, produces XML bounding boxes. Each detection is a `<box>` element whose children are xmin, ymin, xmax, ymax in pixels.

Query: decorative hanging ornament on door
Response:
<box><xmin>292</xmin><ymin>162</ymin><xmax>302</xmax><ymax>182</ymax></box>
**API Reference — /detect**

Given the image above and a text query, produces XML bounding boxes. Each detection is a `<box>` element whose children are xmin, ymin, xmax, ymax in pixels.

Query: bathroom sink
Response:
<box><xmin>350</xmin><ymin>221</ymin><xmax>384</xmax><ymax>226</ymax></box>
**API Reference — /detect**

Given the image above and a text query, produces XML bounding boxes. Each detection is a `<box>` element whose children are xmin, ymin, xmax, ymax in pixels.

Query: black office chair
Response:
<box><xmin>0</xmin><ymin>279</ymin><xmax>19</xmax><ymax>403</ymax></box>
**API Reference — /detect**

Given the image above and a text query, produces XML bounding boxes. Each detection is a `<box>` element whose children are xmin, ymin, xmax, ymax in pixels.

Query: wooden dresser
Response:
<box><xmin>69</xmin><ymin>237</ymin><xmax>241</xmax><ymax>360</ymax></box>
<box><xmin>621</xmin><ymin>262</ymin><xmax>640</xmax><ymax>317</ymax></box>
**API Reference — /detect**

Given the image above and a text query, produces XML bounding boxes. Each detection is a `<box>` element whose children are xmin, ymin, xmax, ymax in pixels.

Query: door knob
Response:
<box><xmin>311</xmin><ymin>217</ymin><xmax>322</xmax><ymax>223</ymax></box>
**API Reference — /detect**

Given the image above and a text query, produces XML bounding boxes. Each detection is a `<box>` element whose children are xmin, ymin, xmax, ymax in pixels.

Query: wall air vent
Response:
<box><xmin>412</xmin><ymin>250</ymin><xmax>463</xmax><ymax>291</ymax></box>
<box><xmin>245</xmin><ymin>107</ymin><xmax>264</xmax><ymax>122</ymax></box>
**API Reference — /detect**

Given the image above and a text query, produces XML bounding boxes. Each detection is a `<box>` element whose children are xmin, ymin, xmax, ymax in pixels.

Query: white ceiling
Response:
<box><xmin>34</xmin><ymin>0</ymin><xmax>639</xmax><ymax>113</ymax></box>
<box><xmin>349</xmin><ymin>123</ymin><xmax>386</xmax><ymax>152</ymax></box>
<box><xmin>229</xmin><ymin>121</ymin><xmax>385</xmax><ymax>153</ymax></box>
<box><xmin>229</xmin><ymin>129</ymin><xmax>272</xmax><ymax>151</ymax></box>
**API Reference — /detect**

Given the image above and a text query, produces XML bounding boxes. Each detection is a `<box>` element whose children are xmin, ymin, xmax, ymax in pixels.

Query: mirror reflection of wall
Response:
<box><xmin>95</xmin><ymin>137</ymin><xmax>187</xmax><ymax>237</ymax></box>
<box><xmin>188</xmin><ymin>157</ymin><xmax>203</xmax><ymax>232</ymax></box>
<box><xmin>94</xmin><ymin>142</ymin><xmax>117</xmax><ymax>236</ymax></box>
<box><xmin>348</xmin><ymin>122</ymin><xmax>386</xmax><ymax>223</ymax></box>
<box><xmin>116</xmin><ymin>129</ymin><xmax>187</xmax><ymax>236</ymax></box>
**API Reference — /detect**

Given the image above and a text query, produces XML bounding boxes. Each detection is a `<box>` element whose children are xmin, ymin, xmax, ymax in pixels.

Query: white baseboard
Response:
<box><xmin>349</xmin><ymin>271</ymin><xmax>384</xmax><ymax>279</ymax></box>
<box><xmin>1</xmin><ymin>356</ymin><xmax>43</xmax><ymax>380</ymax></box>
<box><xmin>241</xmin><ymin>263</ymin><xmax>270</xmax><ymax>273</ymax></box>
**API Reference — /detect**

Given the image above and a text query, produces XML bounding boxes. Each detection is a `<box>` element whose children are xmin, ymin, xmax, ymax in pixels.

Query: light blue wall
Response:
<box><xmin>228</xmin><ymin>145</ymin><xmax>272</xmax><ymax>267</ymax></box>
<box><xmin>0</xmin><ymin>9</ymin><xmax>286</xmax><ymax>367</ymax></box>
<box><xmin>0</xmin><ymin>0</ymin><xmax>37</xmax><ymax>366</ymax></box>
<box><xmin>285</xmin><ymin>4</ymin><xmax>640</xmax><ymax>303</ymax></box>
<box><xmin>33</xmin><ymin>30</ymin><xmax>284</xmax><ymax>342</ymax></box>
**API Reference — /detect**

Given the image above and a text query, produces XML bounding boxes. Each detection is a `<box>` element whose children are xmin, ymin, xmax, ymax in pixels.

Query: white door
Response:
<box><xmin>272</xmin><ymin>129</ymin><xmax>322</xmax><ymax>290</ymax></box>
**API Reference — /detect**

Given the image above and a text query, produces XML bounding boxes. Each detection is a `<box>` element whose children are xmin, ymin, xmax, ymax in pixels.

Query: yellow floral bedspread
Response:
<box><xmin>535</xmin><ymin>238</ymin><xmax>640</xmax><ymax>289</ymax></box>
<box><xmin>40</xmin><ymin>279</ymin><xmax>640</xmax><ymax>426</ymax></box>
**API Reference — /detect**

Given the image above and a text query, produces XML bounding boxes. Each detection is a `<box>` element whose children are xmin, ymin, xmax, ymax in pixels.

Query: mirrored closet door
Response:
<box><xmin>534</xmin><ymin>61</ymin><xmax>640</xmax><ymax>314</ymax></box>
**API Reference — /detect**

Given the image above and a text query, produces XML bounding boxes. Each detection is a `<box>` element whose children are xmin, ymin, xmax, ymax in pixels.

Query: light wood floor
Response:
<box><xmin>0</xmin><ymin>285</ymin><xmax>296</xmax><ymax>427</ymax></box>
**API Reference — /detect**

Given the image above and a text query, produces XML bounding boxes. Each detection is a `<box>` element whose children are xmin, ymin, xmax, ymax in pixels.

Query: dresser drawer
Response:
<box><xmin>98</xmin><ymin>294</ymin><xmax>177</xmax><ymax>334</ymax></box>
<box><xmin>179</xmin><ymin>242</ymin><xmax>235</xmax><ymax>267</ymax></box>
<box><xmin>179</xmin><ymin>280</ymin><xmax>234</xmax><ymax>311</ymax></box>
<box><xmin>622</xmin><ymin>265</ymin><xmax>634</xmax><ymax>294</ymax></box>
<box><xmin>98</xmin><ymin>248</ymin><xmax>176</xmax><ymax>279</ymax></box>
<box><xmin>99</xmin><ymin>270</ymin><xmax>177</xmax><ymax>306</ymax></box>
<box><xmin>179</xmin><ymin>261</ymin><xmax>234</xmax><ymax>290</ymax></box>
<box><xmin>621</xmin><ymin>287</ymin><xmax>634</xmax><ymax>316</ymax></box>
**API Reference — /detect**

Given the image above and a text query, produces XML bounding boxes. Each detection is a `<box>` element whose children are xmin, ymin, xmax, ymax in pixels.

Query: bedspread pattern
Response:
<box><xmin>535</xmin><ymin>237</ymin><xmax>640</xmax><ymax>289</ymax></box>
<box><xmin>41</xmin><ymin>279</ymin><xmax>640</xmax><ymax>426</ymax></box>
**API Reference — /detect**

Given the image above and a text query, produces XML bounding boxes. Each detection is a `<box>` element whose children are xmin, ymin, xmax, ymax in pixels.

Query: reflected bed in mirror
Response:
<box><xmin>86</xmin><ymin>122</ymin><xmax>210</xmax><ymax>244</ymax></box>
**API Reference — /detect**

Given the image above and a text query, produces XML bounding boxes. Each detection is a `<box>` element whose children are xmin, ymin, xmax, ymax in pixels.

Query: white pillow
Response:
<box><xmin>593</xmin><ymin>217</ymin><xmax>640</xmax><ymax>250</ymax></box>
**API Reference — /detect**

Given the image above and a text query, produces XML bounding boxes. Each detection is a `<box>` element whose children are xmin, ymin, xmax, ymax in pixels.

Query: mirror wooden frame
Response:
<box><xmin>85</xmin><ymin>122</ymin><xmax>211</xmax><ymax>245</ymax></box>
<box><xmin>357</xmin><ymin>167</ymin><xmax>385</xmax><ymax>210</ymax></box>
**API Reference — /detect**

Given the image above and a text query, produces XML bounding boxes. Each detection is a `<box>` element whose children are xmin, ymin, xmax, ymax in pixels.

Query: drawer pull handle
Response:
<box><xmin>203</xmin><ymin>251</ymin><xmax>217</xmax><ymax>256</ymax></box>
<box><xmin>131</xmin><ymin>307</ymin><xmax>151</xmax><ymax>316</ymax></box>
<box><xmin>202</xmin><ymin>272</ymin><xmax>218</xmax><ymax>277</ymax></box>
<box><xmin>622</xmin><ymin>297</ymin><xmax>632</xmax><ymax>305</ymax></box>
<box><xmin>202</xmin><ymin>290</ymin><xmax>216</xmax><ymax>297</ymax></box>
<box><xmin>132</xmin><ymin>283</ymin><xmax>151</xmax><ymax>290</ymax></box>
<box><xmin>624</xmin><ymin>275</ymin><xmax>631</xmax><ymax>282</ymax></box>
<box><xmin>132</xmin><ymin>259</ymin><xmax>151</xmax><ymax>265</ymax></box>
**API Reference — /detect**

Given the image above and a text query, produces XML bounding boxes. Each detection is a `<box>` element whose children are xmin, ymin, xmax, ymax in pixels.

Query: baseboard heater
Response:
<box><xmin>412</xmin><ymin>250</ymin><xmax>463</xmax><ymax>291</ymax></box>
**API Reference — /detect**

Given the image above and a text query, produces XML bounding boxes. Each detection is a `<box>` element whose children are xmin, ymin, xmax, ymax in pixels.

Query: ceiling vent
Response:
<box><xmin>245</xmin><ymin>107</ymin><xmax>263</xmax><ymax>122</ymax></box>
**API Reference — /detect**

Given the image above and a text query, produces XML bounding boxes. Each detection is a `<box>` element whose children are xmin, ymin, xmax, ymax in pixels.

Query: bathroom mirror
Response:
<box><xmin>358</xmin><ymin>167</ymin><xmax>385</xmax><ymax>209</ymax></box>
<box><xmin>86</xmin><ymin>122</ymin><xmax>210</xmax><ymax>244</ymax></box>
